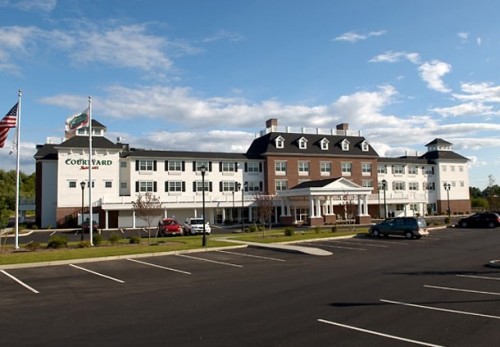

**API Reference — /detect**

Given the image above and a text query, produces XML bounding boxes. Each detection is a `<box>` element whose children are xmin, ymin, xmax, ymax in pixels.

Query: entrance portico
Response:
<box><xmin>276</xmin><ymin>177</ymin><xmax>373</xmax><ymax>226</ymax></box>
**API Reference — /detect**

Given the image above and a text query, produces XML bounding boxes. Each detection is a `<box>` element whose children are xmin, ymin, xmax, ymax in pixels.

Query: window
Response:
<box><xmin>105</xmin><ymin>181</ymin><xmax>112</xmax><ymax>188</ymax></box>
<box><xmin>393</xmin><ymin>182</ymin><xmax>405</xmax><ymax>190</ymax></box>
<box><xmin>459</xmin><ymin>166</ymin><xmax>464</xmax><ymax>172</ymax></box>
<box><xmin>275</xmin><ymin>179</ymin><xmax>288</xmax><ymax>191</ymax></box>
<box><xmin>246</xmin><ymin>162</ymin><xmax>260</xmax><ymax>173</ymax></box>
<box><xmin>247</xmin><ymin>181</ymin><xmax>261</xmax><ymax>192</ymax></box>
<box><xmin>138</xmin><ymin>181</ymin><xmax>155</xmax><ymax>192</ymax></box>
<box><xmin>408</xmin><ymin>166</ymin><xmax>418</xmax><ymax>175</ymax></box>
<box><xmin>195</xmin><ymin>181</ymin><xmax>210</xmax><ymax>192</ymax></box>
<box><xmin>69</xmin><ymin>181</ymin><xmax>76</xmax><ymax>188</ymax></box>
<box><xmin>275</xmin><ymin>161</ymin><xmax>287</xmax><ymax>175</ymax></box>
<box><xmin>168</xmin><ymin>160</ymin><xmax>183</xmax><ymax>172</ymax></box>
<box><xmin>320</xmin><ymin>138</ymin><xmax>329</xmax><ymax>150</ymax></box>
<box><xmin>410</xmin><ymin>203</ymin><xmax>418</xmax><ymax>211</ymax></box>
<box><xmin>220</xmin><ymin>181</ymin><xmax>237</xmax><ymax>192</ymax></box>
<box><xmin>362</xmin><ymin>180</ymin><xmax>373</xmax><ymax>188</ymax></box>
<box><xmin>298</xmin><ymin>137</ymin><xmax>307</xmax><ymax>149</ymax></box>
<box><xmin>138</xmin><ymin>160</ymin><xmax>154</xmax><ymax>171</ymax></box>
<box><xmin>409</xmin><ymin>182</ymin><xmax>419</xmax><ymax>191</ymax></box>
<box><xmin>341</xmin><ymin>162</ymin><xmax>352</xmax><ymax>175</ymax></box>
<box><xmin>423</xmin><ymin>182</ymin><xmax>435</xmax><ymax>191</ymax></box>
<box><xmin>442</xmin><ymin>165</ymin><xmax>447</xmax><ymax>171</ymax></box>
<box><xmin>120</xmin><ymin>161</ymin><xmax>127</xmax><ymax>168</ymax></box>
<box><xmin>341</xmin><ymin>139</ymin><xmax>350</xmax><ymax>151</ymax></box>
<box><xmin>298</xmin><ymin>161</ymin><xmax>309</xmax><ymax>176</ymax></box>
<box><xmin>221</xmin><ymin>162</ymin><xmax>236</xmax><ymax>172</ymax></box>
<box><xmin>377</xmin><ymin>165</ymin><xmax>387</xmax><ymax>174</ymax></box>
<box><xmin>195</xmin><ymin>161</ymin><xmax>210</xmax><ymax>172</ymax></box>
<box><xmin>425</xmin><ymin>167</ymin><xmax>434</xmax><ymax>175</ymax></box>
<box><xmin>460</xmin><ymin>181</ymin><xmax>465</xmax><ymax>187</ymax></box>
<box><xmin>362</xmin><ymin>163</ymin><xmax>372</xmax><ymax>175</ymax></box>
<box><xmin>393</xmin><ymin>165</ymin><xmax>405</xmax><ymax>174</ymax></box>
<box><xmin>275</xmin><ymin>136</ymin><xmax>285</xmax><ymax>149</ymax></box>
<box><xmin>320</xmin><ymin>162</ymin><xmax>331</xmax><ymax>176</ymax></box>
<box><xmin>120</xmin><ymin>182</ymin><xmax>127</xmax><ymax>189</ymax></box>
<box><xmin>361</xmin><ymin>141</ymin><xmax>369</xmax><ymax>151</ymax></box>
<box><xmin>166</xmin><ymin>181</ymin><xmax>184</xmax><ymax>192</ymax></box>
<box><xmin>450</xmin><ymin>165</ymin><xmax>455</xmax><ymax>172</ymax></box>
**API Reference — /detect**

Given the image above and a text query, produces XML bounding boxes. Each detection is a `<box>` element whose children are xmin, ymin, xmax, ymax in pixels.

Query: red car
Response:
<box><xmin>158</xmin><ymin>218</ymin><xmax>183</xmax><ymax>236</ymax></box>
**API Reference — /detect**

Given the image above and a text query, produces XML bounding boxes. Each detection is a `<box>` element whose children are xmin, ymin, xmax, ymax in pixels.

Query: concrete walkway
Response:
<box><xmin>213</xmin><ymin>237</ymin><xmax>333</xmax><ymax>256</ymax></box>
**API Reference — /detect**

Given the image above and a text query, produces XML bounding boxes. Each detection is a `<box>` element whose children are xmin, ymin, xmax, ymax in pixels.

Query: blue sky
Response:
<box><xmin>1</xmin><ymin>0</ymin><xmax>500</xmax><ymax>189</ymax></box>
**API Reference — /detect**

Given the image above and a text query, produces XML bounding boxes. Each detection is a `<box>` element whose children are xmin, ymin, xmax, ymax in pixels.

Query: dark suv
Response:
<box><xmin>370</xmin><ymin>217</ymin><xmax>429</xmax><ymax>239</ymax></box>
<box><xmin>457</xmin><ymin>213</ymin><xmax>500</xmax><ymax>228</ymax></box>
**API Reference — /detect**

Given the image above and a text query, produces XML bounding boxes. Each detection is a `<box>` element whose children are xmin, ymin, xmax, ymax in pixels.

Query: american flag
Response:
<box><xmin>0</xmin><ymin>102</ymin><xmax>18</xmax><ymax>148</ymax></box>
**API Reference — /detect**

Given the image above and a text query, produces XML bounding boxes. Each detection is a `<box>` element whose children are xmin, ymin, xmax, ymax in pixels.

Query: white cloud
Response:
<box><xmin>0</xmin><ymin>0</ymin><xmax>56</xmax><ymax>12</ymax></box>
<box><xmin>453</xmin><ymin>82</ymin><xmax>500</xmax><ymax>103</ymax></box>
<box><xmin>369</xmin><ymin>51</ymin><xmax>421</xmax><ymax>64</ymax></box>
<box><xmin>457</xmin><ymin>32</ymin><xmax>469</xmax><ymax>42</ymax></box>
<box><xmin>202</xmin><ymin>30</ymin><xmax>245</xmax><ymax>43</ymax></box>
<box><xmin>333</xmin><ymin>30</ymin><xmax>386</xmax><ymax>43</ymax></box>
<box><xmin>477</xmin><ymin>37</ymin><xmax>482</xmax><ymax>46</ymax></box>
<box><xmin>418</xmin><ymin>60</ymin><xmax>452</xmax><ymax>93</ymax></box>
<box><xmin>430</xmin><ymin>102</ymin><xmax>496</xmax><ymax>117</ymax></box>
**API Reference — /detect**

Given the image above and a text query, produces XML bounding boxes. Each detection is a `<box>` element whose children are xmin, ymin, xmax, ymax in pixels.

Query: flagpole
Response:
<box><xmin>14</xmin><ymin>89</ymin><xmax>22</xmax><ymax>250</ymax></box>
<box><xmin>88</xmin><ymin>96</ymin><xmax>93</xmax><ymax>246</ymax></box>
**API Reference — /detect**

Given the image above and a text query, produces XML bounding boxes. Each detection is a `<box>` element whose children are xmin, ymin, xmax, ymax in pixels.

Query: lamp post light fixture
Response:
<box><xmin>80</xmin><ymin>181</ymin><xmax>86</xmax><ymax>241</ymax></box>
<box><xmin>444</xmin><ymin>182</ymin><xmax>451</xmax><ymax>220</ymax></box>
<box><xmin>200</xmin><ymin>165</ymin><xmax>207</xmax><ymax>247</ymax></box>
<box><xmin>382</xmin><ymin>179</ymin><xmax>387</xmax><ymax>219</ymax></box>
<box><xmin>235</xmin><ymin>182</ymin><xmax>241</xmax><ymax>222</ymax></box>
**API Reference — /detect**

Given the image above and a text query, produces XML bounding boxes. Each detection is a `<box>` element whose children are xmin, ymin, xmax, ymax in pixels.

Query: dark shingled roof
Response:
<box><xmin>420</xmin><ymin>150</ymin><xmax>468</xmax><ymax>161</ymax></box>
<box><xmin>34</xmin><ymin>144</ymin><xmax>58</xmax><ymax>160</ymax></box>
<box><xmin>291</xmin><ymin>177</ymin><xmax>341</xmax><ymax>189</ymax></box>
<box><xmin>57</xmin><ymin>136</ymin><xmax>122</xmax><ymax>149</ymax></box>
<box><xmin>122</xmin><ymin>149</ymin><xmax>249</xmax><ymax>160</ymax></box>
<box><xmin>246</xmin><ymin>132</ymin><xmax>379</xmax><ymax>157</ymax></box>
<box><xmin>425</xmin><ymin>138</ymin><xmax>452</xmax><ymax>146</ymax></box>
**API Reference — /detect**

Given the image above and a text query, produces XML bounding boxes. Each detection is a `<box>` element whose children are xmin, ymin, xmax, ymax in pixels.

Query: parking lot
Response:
<box><xmin>1</xmin><ymin>227</ymin><xmax>500</xmax><ymax>346</ymax></box>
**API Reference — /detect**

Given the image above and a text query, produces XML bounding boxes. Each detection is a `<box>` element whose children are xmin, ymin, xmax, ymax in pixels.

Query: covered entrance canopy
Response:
<box><xmin>276</xmin><ymin>177</ymin><xmax>373</xmax><ymax>226</ymax></box>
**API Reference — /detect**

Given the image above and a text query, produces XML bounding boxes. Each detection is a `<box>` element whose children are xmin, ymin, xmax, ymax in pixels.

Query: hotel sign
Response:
<box><xmin>65</xmin><ymin>158</ymin><xmax>113</xmax><ymax>170</ymax></box>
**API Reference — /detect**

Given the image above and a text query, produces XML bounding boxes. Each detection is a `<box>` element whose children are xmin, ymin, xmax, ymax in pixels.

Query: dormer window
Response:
<box><xmin>298</xmin><ymin>137</ymin><xmax>308</xmax><ymax>149</ymax></box>
<box><xmin>341</xmin><ymin>139</ymin><xmax>350</xmax><ymax>151</ymax></box>
<box><xmin>361</xmin><ymin>140</ymin><xmax>369</xmax><ymax>152</ymax></box>
<box><xmin>275</xmin><ymin>136</ymin><xmax>285</xmax><ymax>149</ymax></box>
<box><xmin>320</xmin><ymin>138</ymin><xmax>329</xmax><ymax>150</ymax></box>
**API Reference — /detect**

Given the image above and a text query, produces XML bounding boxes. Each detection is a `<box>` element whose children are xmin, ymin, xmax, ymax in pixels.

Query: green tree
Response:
<box><xmin>469</xmin><ymin>187</ymin><xmax>482</xmax><ymax>199</ymax></box>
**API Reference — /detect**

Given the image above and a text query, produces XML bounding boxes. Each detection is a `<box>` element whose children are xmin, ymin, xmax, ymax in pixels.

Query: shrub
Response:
<box><xmin>331</xmin><ymin>225</ymin><xmax>338</xmax><ymax>233</ymax></box>
<box><xmin>248</xmin><ymin>225</ymin><xmax>257</xmax><ymax>233</ymax></box>
<box><xmin>93</xmin><ymin>234</ymin><xmax>103</xmax><ymax>246</ymax></box>
<box><xmin>108</xmin><ymin>232</ymin><xmax>122</xmax><ymax>245</ymax></box>
<box><xmin>77</xmin><ymin>241</ymin><xmax>91</xmax><ymax>248</ymax></box>
<box><xmin>129</xmin><ymin>236</ymin><xmax>141</xmax><ymax>244</ymax></box>
<box><xmin>257</xmin><ymin>225</ymin><xmax>265</xmax><ymax>232</ymax></box>
<box><xmin>284</xmin><ymin>227</ymin><xmax>295</xmax><ymax>237</ymax></box>
<box><xmin>25</xmin><ymin>241</ymin><xmax>40</xmax><ymax>251</ymax></box>
<box><xmin>314</xmin><ymin>226</ymin><xmax>321</xmax><ymax>234</ymax></box>
<box><xmin>47</xmin><ymin>235</ymin><xmax>68</xmax><ymax>249</ymax></box>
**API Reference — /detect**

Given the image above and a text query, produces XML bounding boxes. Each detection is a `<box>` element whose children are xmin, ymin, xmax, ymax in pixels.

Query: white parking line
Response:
<box><xmin>0</xmin><ymin>270</ymin><xmax>39</xmax><ymax>294</ymax></box>
<box><xmin>424</xmin><ymin>284</ymin><xmax>500</xmax><ymax>296</ymax></box>
<box><xmin>216</xmin><ymin>250</ymin><xmax>285</xmax><ymax>262</ymax></box>
<box><xmin>457</xmin><ymin>274</ymin><xmax>500</xmax><ymax>281</ymax></box>
<box><xmin>177</xmin><ymin>254</ymin><xmax>243</xmax><ymax>268</ymax></box>
<box><xmin>328</xmin><ymin>240</ymin><xmax>389</xmax><ymax>248</ymax></box>
<box><xmin>317</xmin><ymin>319</ymin><xmax>443</xmax><ymax>347</ymax></box>
<box><xmin>302</xmin><ymin>242</ymin><xmax>366</xmax><ymax>251</ymax></box>
<box><xmin>69</xmin><ymin>264</ymin><xmax>125</xmax><ymax>283</ymax></box>
<box><xmin>380</xmin><ymin>299</ymin><xmax>500</xmax><ymax>320</ymax></box>
<box><xmin>126</xmin><ymin>258</ymin><xmax>191</xmax><ymax>274</ymax></box>
<box><xmin>362</xmin><ymin>239</ymin><xmax>409</xmax><ymax>245</ymax></box>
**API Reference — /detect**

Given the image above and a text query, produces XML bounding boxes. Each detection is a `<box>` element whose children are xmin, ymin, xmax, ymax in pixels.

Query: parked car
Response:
<box><xmin>82</xmin><ymin>219</ymin><xmax>98</xmax><ymax>233</ymax></box>
<box><xmin>157</xmin><ymin>218</ymin><xmax>184</xmax><ymax>236</ymax></box>
<box><xmin>457</xmin><ymin>213</ymin><xmax>500</xmax><ymax>228</ymax></box>
<box><xmin>184</xmin><ymin>218</ymin><xmax>211</xmax><ymax>235</ymax></box>
<box><xmin>369</xmin><ymin>217</ymin><xmax>429</xmax><ymax>239</ymax></box>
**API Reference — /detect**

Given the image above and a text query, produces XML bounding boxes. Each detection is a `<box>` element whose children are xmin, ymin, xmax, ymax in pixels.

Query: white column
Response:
<box><xmin>309</xmin><ymin>197</ymin><xmax>315</xmax><ymax>217</ymax></box>
<box><xmin>357</xmin><ymin>195</ymin><xmax>362</xmax><ymax>215</ymax></box>
<box><xmin>132</xmin><ymin>210</ymin><xmax>136</xmax><ymax>228</ymax></box>
<box><xmin>364</xmin><ymin>195</ymin><xmax>368</xmax><ymax>215</ymax></box>
<box><xmin>105</xmin><ymin>210</ymin><xmax>109</xmax><ymax>230</ymax></box>
<box><xmin>316</xmin><ymin>198</ymin><xmax>322</xmax><ymax>217</ymax></box>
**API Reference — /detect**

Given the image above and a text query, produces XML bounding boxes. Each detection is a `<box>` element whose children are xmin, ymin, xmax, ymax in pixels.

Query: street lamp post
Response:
<box><xmin>444</xmin><ymin>183</ymin><xmax>451</xmax><ymax>220</ymax></box>
<box><xmin>382</xmin><ymin>179</ymin><xmax>387</xmax><ymax>219</ymax></box>
<box><xmin>235</xmin><ymin>182</ymin><xmax>241</xmax><ymax>223</ymax></box>
<box><xmin>241</xmin><ymin>182</ymin><xmax>247</xmax><ymax>232</ymax></box>
<box><xmin>80</xmin><ymin>181</ymin><xmax>85</xmax><ymax>241</ymax></box>
<box><xmin>200</xmin><ymin>165</ymin><xmax>207</xmax><ymax>247</ymax></box>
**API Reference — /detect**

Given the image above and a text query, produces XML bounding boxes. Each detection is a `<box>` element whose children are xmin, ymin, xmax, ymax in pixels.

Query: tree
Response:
<box><xmin>469</xmin><ymin>187</ymin><xmax>482</xmax><ymax>199</ymax></box>
<box><xmin>0</xmin><ymin>198</ymin><xmax>11</xmax><ymax>252</ymax></box>
<box><xmin>132</xmin><ymin>193</ymin><xmax>162</xmax><ymax>244</ymax></box>
<box><xmin>254</xmin><ymin>194</ymin><xmax>274</xmax><ymax>237</ymax></box>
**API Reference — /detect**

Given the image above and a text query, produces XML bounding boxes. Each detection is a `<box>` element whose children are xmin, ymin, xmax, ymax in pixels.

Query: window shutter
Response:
<box><xmin>235</xmin><ymin>162</ymin><xmax>238</xmax><ymax>172</ymax></box>
<box><xmin>135</xmin><ymin>182</ymin><xmax>139</xmax><ymax>192</ymax></box>
<box><xmin>259</xmin><ymin>182</ymin><xmax>263</xmax><ymax>191</ymax></box>
<box><xmin>164</xmin><ymin>160</ymin><xmax>168</xmax><ymax>171</ymax></box>
<box><xmin>244</xmin><ymin>162</ymin><xmax>248</xmax><ymax>172</ymax></box>
<box><xmin>259</xmin><ymin>163</ymin><xmax>263</xmax><ymax>172</ymax></box>
<box><xmin>165</xmin><ymin>181</ymin><xmax>169</xmax><ymax>192</ymax></box>
<box><xmin>153</xmin><ymin>161</ymin><xmax>157</xmax><ymax>171</ymax></box>
<box><xmin>193</xmin><ymin>161</ymin><xmax>196</xmax><ymax>171</ymax></box>
<box><xmin>209</xmin><ymin>162</ymin><xmax>212</xmax><ymax>172</ymax></box>
<box><xmin>219</xmin><ymin>162</ymin><xmax>223</xmax><ymax>172</ymax></box>
<box><xmin>135</xmin><ymin>160</ymin><xmax>139</xmax><ymax>171</ymax></box>
<box><xmin>182</xmin><ymin>161</ymin><xmax>185</xmax><ymax>171</ymax></box>
<box><xmin>153</xmin><ymin>182</ymin><xmax>157</xmax><ymax>192</ymax></box>
<box><xmin>182</xmin><ymin>182</ymin><xmax>186</xmax><ymax>192</ymax></box>
<box><xmin>193</xmin><ymin>182</ymin><xmax>196</xmax><ymax>192</ymax></box>
<box><xmin>209</xmin><ymin>182</ymin><xmax>213</xmax><ymax>192</ymax></box>
<box><xmin>244</xmin><ymin>182</ymin><xmax>248</xmax><ymax>192</ymax></box>
<box><xmin>219</xmin><ymin>182</ymin><xmax>223</xmax><ymax>192</ymax></box>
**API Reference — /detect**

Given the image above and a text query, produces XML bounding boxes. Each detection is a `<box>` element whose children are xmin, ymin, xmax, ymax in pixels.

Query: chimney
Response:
<box><xmin>266</xmin><ymin>118</ymin><xmax>278</xmax><ymax>128</ymax></box>
<box><xmin>336</xmin><ymin>123</ymin><xmax>349</xmax><ymax>131</ymax></box>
